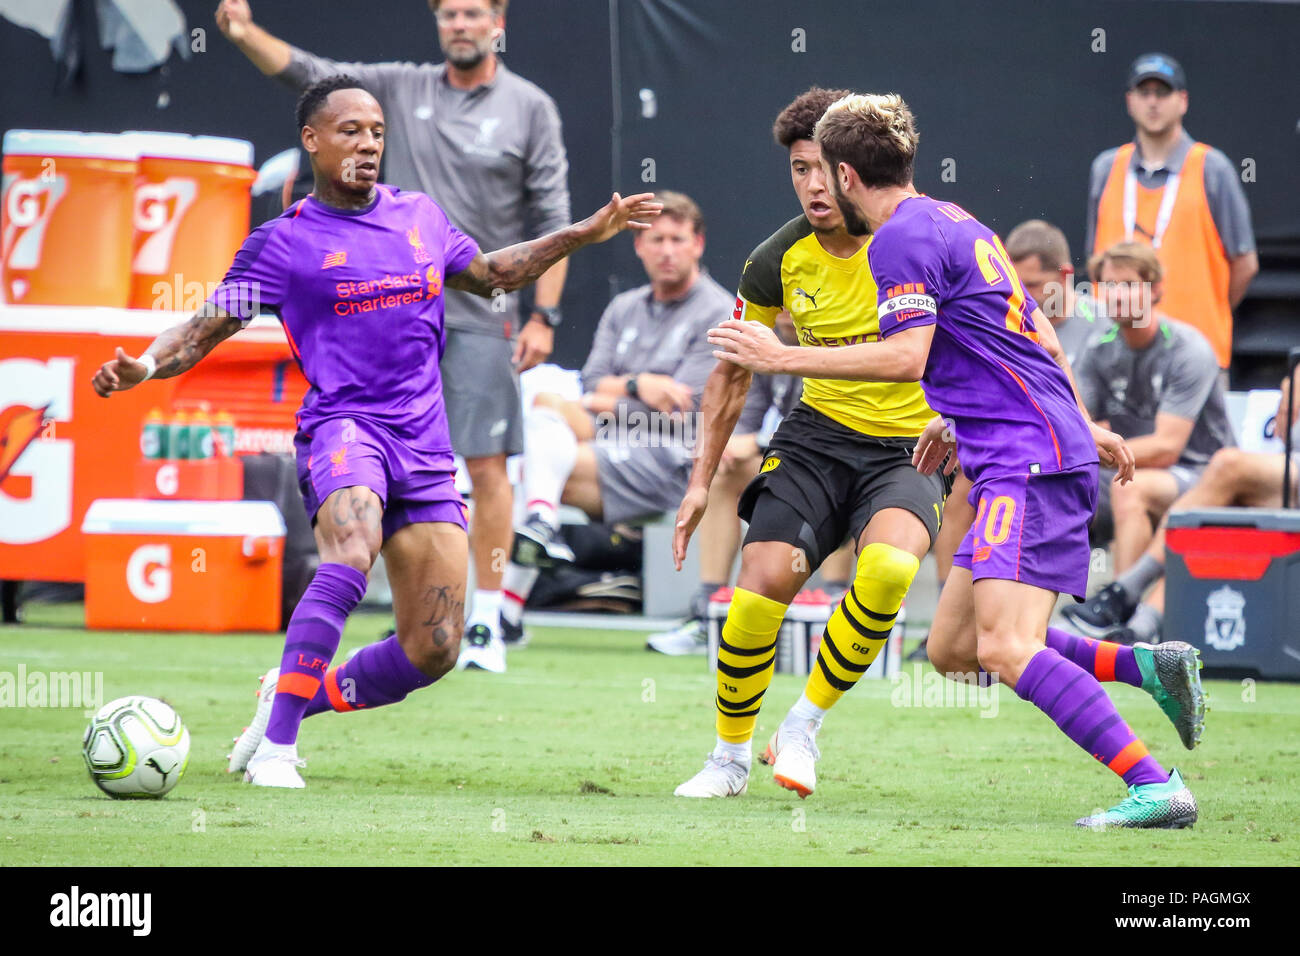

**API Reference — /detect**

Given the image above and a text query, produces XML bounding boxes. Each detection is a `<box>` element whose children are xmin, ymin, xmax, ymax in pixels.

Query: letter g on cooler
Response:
<box><xmin>126</xmin><ymin>544</ymin><xmax>172</xmax><ymax>603</ymax></box>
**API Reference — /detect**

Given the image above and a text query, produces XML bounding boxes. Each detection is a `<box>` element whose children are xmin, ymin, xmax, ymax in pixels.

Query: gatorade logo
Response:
<box><xmin>3</xmin><ymin>176</ymin><xmax>69</xmax><ymax>274</ymax></box>
<box><xmin>126</xmin><ymin>544</ymin><xmax>172</xmax><ymax>604</ymax></box>
<box><xmin>132</xmin><ymin>178</ymin><xmax>198</xmax><ymax>274</ymax></box>
<box><xmin>154</xmin><ymin>463</ymin><xmax>179</xmax><ymax>497</ymax></box>
<box><xmin>0</xmin><ymin>358</ymin><xmax>73</xmax><ymax>545</ymax></box>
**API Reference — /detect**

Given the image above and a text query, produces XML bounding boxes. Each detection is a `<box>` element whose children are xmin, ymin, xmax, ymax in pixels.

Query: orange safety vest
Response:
<box><xmin>1094</xmin><ymin>142</ymin><xmax>1233</xmax><ymax>367</ymax></box>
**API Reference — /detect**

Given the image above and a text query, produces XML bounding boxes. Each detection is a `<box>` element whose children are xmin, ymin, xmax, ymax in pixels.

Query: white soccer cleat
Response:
<box><xmin>457</xmin><ymin>623</ymin><xmax>507</xmax><ymax>673</ymax></box>
<box><xmin>244</xmin><ymin>742</ymin><xmax>307</xmax><ymax>789</ymax></box>
<box><xmin>226</xmin><ymin>666</ymin><xmax>279</xmax><ymax>774</ymax></box>
<box><xmin>764</xmin><ymin>719</ymin><xmax>821</xmax><ymax>799</ymax></box>
<box><xmin>674</xmin><ymin>751</ymin><xmax>750</xmax><ymax>798</ymax></box>
<box><xmin>646</xmin><ymin>618</ymin><xmax>707</xmax><ymax>656</ymax></box>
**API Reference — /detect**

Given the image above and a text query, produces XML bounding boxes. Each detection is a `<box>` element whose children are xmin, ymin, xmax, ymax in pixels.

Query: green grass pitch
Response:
<box><xmin>2</xmin><ymin>603</ymin><xmax>1297</xmax><ymax>866</ymax></box>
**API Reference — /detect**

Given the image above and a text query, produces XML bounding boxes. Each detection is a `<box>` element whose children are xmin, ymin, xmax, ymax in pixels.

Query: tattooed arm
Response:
<box><xmin>446</xmin><ymin>192</ymin><xmax>661</xmax><ymax>297</ymax></box>
<box><xmin>91</xmin><ymin>303</ymin><xmax>243</xmax><ymax>397</ymax></box>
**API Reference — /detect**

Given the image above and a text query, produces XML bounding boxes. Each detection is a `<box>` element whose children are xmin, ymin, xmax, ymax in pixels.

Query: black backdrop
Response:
<box><xmin>3</xmin><ymin>0</ymin><xmax>1297</xmax><ymax>370</ymax></box>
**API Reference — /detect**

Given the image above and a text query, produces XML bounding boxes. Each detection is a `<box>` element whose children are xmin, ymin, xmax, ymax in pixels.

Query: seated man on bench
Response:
<box><xmin>470</xmin><ymin>191</ymin><xmax>730</xmax><ymax>670</ymax></box>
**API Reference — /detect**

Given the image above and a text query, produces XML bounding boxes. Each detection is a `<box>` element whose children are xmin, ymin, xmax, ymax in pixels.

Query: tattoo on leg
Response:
<box><xmin>420</xmin><ymin>585</ymin><xmax>465</xmax><ymax>645</ymax></box>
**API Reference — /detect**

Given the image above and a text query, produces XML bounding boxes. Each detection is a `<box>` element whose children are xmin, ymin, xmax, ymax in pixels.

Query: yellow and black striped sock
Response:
<box><xmin>804</xmin><ymin>542</ymin><xmax>920</xmax><ymax>710</ymax></box>
<box><xmin>715</xmin><ymin>588</ymin><xmax>787</xmax><ymax>744</ymax></box>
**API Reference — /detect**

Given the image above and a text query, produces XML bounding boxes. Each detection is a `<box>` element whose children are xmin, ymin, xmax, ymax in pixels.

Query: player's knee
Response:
<box><xmin>320</xmin><ymin>537</ymin><xmax>377</xmax><ymax>576</ymax></box>
<box><xmin>735</xmin><ymin>548</ymin><xmax>806</xmax><ymax>604</ymax></box>
<box><xmin>926</xmin><ymin>639</ymin><xmax>966</xmax><ymax>677</ymax></box>
<box><xmin>854</xmin><ymin>542</ymin><xmax>920</xmax><ymax>598</ymax></box>
<box><xmin>974</xmin><ymin>630</ymin><xmax>1024</xmax><ymax>680</ymax></box>
<box><xmin>405</xmin><ymin>619</ymin><xmax>463</xmax><ymax>679</ymax></box>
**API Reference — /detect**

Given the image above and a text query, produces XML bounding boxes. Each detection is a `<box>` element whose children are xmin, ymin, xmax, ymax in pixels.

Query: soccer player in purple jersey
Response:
<box><xmin>707</xmin><ymin>93</ymin><xmax>1206</xmax><ymax>829</ymax></box>
<box><xmin>91</xmin><ymin>76</ymin><xmax>660</xmax><ymax>789</ymax></box>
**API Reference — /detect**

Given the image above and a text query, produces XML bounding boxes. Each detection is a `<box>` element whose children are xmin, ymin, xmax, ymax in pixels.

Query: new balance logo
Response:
<box><xmin>322</xmin><ymin>251</ymin><xmax>347</xmax><ymax>269</ymax></box>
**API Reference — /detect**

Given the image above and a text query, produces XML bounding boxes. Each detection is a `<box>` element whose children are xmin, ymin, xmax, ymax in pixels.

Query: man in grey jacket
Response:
<box><xmin>216</xmin><ymin>0</ymin><xmax>571</xmax><ymax>670</ymax></box>
<box><xmin>497</xmin><ymin>192</ymin><xmax>733</xmax><ymax>656</ymax></box>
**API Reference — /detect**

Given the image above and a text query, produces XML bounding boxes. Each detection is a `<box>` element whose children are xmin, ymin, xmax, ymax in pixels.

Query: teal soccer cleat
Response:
<box><xmin>1075</xmin><ymin>768</ymin><xmax>1198</xmax><ymax>829</ymax></box>
<box><xmin>1133</xmin><ymin>641</ymin><xmax>1207</xmax><ymax>750</ymax></box>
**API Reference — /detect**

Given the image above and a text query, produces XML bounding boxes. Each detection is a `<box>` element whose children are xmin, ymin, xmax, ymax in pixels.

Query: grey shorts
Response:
<box><xmin>593</xmin><ymin>440</ymin><xmax>692</xmax><ymax>524</ymax></box>
<box><xmin>440</xmin><ymin>327</ymin><xmax>524</xmax><ymax>459</ymax></box>
<box><xmin>1092</xmin><ymin>462</ymin><xmax>1204</xmax><ymax>542</ymax></box>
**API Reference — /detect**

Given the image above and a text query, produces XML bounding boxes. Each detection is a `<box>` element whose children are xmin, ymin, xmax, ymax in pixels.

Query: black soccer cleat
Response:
<box><xmin>500</xmin><ymin>615</ymin><xmax>528</xmax><ymax>648</ymax></box>
<box><xmin>1060</xmin><ymin>582</ymin><xmax>1136</xmax><ymax>638</ymax></box>
<box><xmin>510</xmin><ymin>514</ymin><xmax>575</xmax><ymax>570</ymax></box>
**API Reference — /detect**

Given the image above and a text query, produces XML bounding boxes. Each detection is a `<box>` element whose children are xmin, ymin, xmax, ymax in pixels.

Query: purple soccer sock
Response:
<box><xmin>303</xmin><ymin>634</ymin><xmax>435</xmax><ymax>716</ymax></box>
<box><xmin>1014</xmin><ymin>647</ymin><xmax>1167</xmax><ymax>788</ymax></box>
<box><xmin>264</xmin><ymin>563</ymin><xmax>368</xmax><ymax>745</ymax></box>
<box><xmin>1045</xmin><ymin>627</ymin><xmax>1142</xmax><ymax>687</ymax></box>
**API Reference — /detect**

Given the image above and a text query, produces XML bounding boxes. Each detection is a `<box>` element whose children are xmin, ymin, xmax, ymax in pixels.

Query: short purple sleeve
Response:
<box><xmin>869</xmin><ymin>223</ymin><xmax>945</xmax><ymax>340</ymax></box>
<box><xmin>422</xmin><ymin>195</ymin><xmax>479</xmax><ymax>276</ymax></box>
<box><xmin>206</xmin><ymin>216</ymin><xmax>293</xmax><ymax>324</ymax></box>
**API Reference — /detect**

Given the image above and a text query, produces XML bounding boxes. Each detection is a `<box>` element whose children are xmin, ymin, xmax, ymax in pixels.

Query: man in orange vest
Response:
<box><xmin>1087</xmin><ymin>53</ymin><xmax>1257</xmax><ymax>371</ymax></box>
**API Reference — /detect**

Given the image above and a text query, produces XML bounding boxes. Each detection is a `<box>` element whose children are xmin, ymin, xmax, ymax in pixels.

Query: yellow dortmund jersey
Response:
<box><xmin>731</xmin><ymin>215</ymin><xmax>933</xmax><ymax>437</ymax></box>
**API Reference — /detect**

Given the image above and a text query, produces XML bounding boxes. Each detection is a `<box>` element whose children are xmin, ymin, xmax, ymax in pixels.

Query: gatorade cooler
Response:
<box><xmin>1165</xmin><ymin>508</ymin><xmax>1300</xmax><ymax>680</ymax></box>
<box><xmin>82</xmin><ymin>499</ymin><xmax>284</xmax><ymax>632</ymax></box>
<box><xmin>706</xmin><ymin>587</ymin><xmax>903</xmax><ymax>679</ymax></box>
<box><xmin>125</xmin><ymin>132</ymin><xmax>256</xmax><ymax>311</ymax></box>
<box><xmin>2</xmin><ymin>130</ymin><xmax>138</xmax><ymax>306</ymax></box>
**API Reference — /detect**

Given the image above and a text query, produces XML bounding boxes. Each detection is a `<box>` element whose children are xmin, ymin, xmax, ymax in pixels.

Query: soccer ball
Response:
<box><xmin>82</xmin><ymin>696</ymin><xmax>190</xmax><ymax>799</ymax></box>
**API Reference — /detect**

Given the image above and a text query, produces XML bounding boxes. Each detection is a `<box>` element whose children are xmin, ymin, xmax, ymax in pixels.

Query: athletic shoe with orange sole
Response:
<box><xmin>761</xmin><ymin>719</ymin><xmax>820</xmax><ymax>798</ymax></box>
<box><xmin>226</xmin><ymin>667</ymin><xmax>278</xmax><ymax>774</ymax></box>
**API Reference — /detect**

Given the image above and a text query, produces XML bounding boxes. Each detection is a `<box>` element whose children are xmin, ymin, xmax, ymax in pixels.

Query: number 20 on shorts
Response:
<box><xmin>973</xmin><ymin>494</ymin><xmax>1017</xmax><ymax>545</ymax></box>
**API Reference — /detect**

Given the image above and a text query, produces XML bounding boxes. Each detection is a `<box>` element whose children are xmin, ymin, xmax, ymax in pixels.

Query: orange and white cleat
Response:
<box><xmin>765</xmin><ymin>720</ymin><xmax>820</xmax><ymax>798</ymax></box>
<box><xmin>226</xmin><ymin>667</ymin><xmax>278</xmax><ymax>774</ymax></box>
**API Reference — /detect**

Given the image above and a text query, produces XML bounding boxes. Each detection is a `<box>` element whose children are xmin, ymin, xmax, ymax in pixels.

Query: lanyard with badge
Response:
<box><xmin>1122</xmin><ymin>160</ymin><xmax>1181</xmax><ymax>250</ymax></box>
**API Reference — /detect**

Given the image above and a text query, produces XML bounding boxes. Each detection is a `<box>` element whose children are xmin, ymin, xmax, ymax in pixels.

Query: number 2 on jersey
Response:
<box><xmin>974</xmin><ymin>236</ymin><xmax>1038</xmax><ymax>343</ymax></box>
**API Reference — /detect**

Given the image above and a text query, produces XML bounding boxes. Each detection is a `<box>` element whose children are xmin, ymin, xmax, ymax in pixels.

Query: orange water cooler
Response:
<box><xmin>125</xmin><ymin>132</ymin><xmax>256</xmax><ymax>311</ymax></box>
<box><xmin>2</xmin><ymin>130</ymin><xmax>138</xmax><ymax>306</ymax></box>
<box><xmin>82</xmin><ymin>499</ymin><xmax>285</xmax><ymax>632</ymax></box>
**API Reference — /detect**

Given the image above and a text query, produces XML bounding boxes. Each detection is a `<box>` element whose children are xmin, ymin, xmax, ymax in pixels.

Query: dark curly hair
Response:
<box><xmin>772</xmin><ymin>86</ymin><xmax>854</xmax><ymax>148</ymax></box>
<box><xmin>295</xmin><ymin>74</ymin><xmax>373</xmax><ymax>131</ymax></box>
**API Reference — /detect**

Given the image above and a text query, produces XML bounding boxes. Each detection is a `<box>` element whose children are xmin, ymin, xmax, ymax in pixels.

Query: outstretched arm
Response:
<box><xmin>672</xmin><ymin>361</ymin><xmax>753</xmax><ymax>570</ymax></box>
<box><xmin>446</xmin><ymin>192</ymin><xmax>660</xmax><ymax>297</ymax></box>
<box><xmin>709</xmin><ymin>319</ymin><xmax>934</xmax><ymax>382</ymax></box>
<box><xmin>215</xmin><ymin>0</ymin><xmax>293</xmax><ymax>76</ymax></box>
<box><xmin>92</xmin><ymin>304</ymin><xmax>242</xmax><ymax>397</ymax></box>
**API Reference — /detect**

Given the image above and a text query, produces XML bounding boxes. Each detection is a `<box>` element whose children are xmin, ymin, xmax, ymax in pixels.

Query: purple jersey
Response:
<box><xmin>870</xmin><ymin>196</ymin><xmax>1095</xmax><ymax>480</ymax></box>
<box><xmin>208</xmin><ymin>185</ymin><xmax>479</xmax><ymax>450</ymax></box>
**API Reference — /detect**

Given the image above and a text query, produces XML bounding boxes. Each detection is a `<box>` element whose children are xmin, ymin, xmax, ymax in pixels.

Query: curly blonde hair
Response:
<box><xmin>814</xmin><ymin>93</ymin><xmax>918</xmax><ymax>189</ymax></box>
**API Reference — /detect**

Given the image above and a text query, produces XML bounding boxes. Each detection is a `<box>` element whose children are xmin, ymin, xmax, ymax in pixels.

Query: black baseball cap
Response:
<box><xmin>1127</xmin><ymin>53</ymin><xmax>1186</xmax><ymax>91</ymax></box>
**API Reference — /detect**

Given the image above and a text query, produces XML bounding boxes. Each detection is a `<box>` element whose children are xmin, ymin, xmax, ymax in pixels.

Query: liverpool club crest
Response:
<box><xmin>1204</xmin><ymin>585</ymin><xmax>1246</xmax><ymax>652</ymax></box>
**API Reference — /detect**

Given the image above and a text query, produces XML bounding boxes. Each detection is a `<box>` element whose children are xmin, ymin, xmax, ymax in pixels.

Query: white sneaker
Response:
<box><xmin>646</xmin><ymin>618</ymin><xmax>707</xmax><ymax>656</ymax></box>
<box><xmin>764</xmin><ymin>719</ymin><xmax>821</xmax><ymax>798</ymax></box>
<box><xmin>457</xmin><ymin>623</ymin><xmax>507</xmax><ymax>673</ymax></box>
<box><xmin>227</xmin><ymin>667</ymin><xmax>279</xmax><ymax>774</ymax></box>
<box><xmin>244</xmin><ymin>741</ymin><xmax>306</xmax><ymax>789</ymax></box>
<box><xmin>674</xmin><ymin>751</ymin><xmax>750</xmax><ymax>798</ymax></box>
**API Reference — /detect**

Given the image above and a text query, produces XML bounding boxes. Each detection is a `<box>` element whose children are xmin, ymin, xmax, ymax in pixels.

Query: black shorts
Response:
<box><xmin>738</xmin><ymin>403</ymin><xmax>950</xmax><ymax>568</ymax></box>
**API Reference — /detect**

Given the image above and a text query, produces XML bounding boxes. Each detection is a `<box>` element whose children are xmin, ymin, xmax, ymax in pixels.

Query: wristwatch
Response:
<box><xmin>625</xmin><ymin>374</ymin><xmax>640</xmax><ymax>398</ymax></box>
<box><xmin>530</xmin><ymin>305</ymin><xmax>563</xmax><ymax>328</ymax></box>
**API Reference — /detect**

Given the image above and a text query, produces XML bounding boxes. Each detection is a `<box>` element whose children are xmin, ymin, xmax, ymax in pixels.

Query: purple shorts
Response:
<box><xmin>295</xmin><ymin>416</ymin><xmax>468</xmax><ymax>540</ymax></box>
<box><xmin>952</xmin><ymin>465</ymin><xmax>1097</xmax><ymax>601</ymax></box>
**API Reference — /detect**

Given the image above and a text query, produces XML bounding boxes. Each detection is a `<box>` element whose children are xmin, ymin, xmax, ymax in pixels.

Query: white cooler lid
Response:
<box><xmin>3</xmin><ymin>129</ymin><xmax>139</xmax><ymax>160</ymax></box>
<box><xmin>123</xmin><ymin>131</ymin><xmax>254</xmax><ymax>166</ymax></box>
<box><xmin>82</xmin><ymin>499</ymin><xmax>286</xmax><ymax>537</ymax></box>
